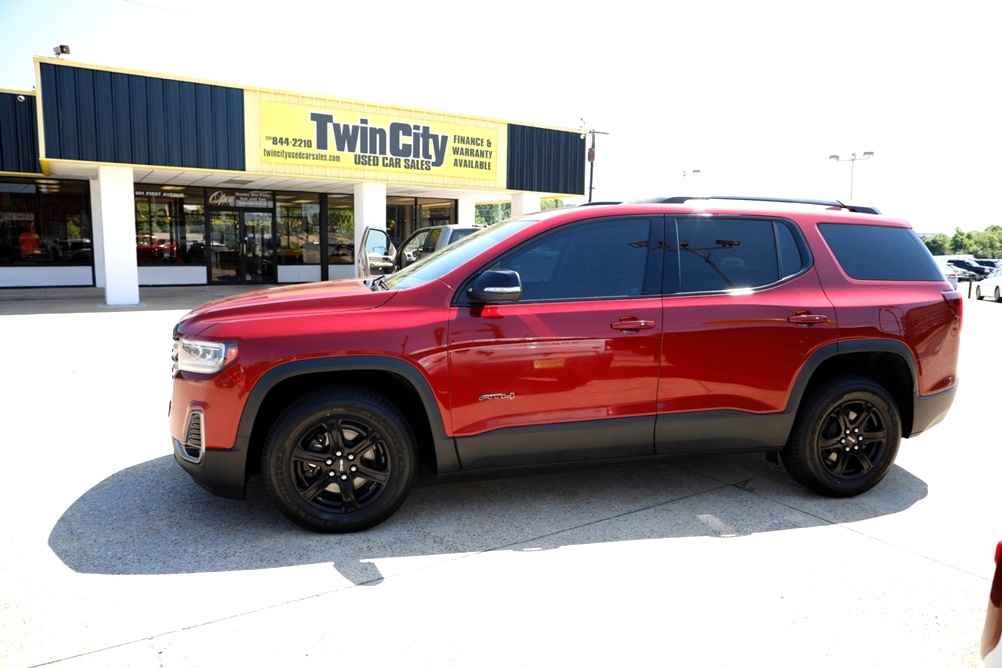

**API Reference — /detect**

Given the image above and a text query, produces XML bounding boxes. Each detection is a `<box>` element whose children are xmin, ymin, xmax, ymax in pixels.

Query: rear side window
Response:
<box><xmin>666</xmin><ymin>217</ymin><xmax>807</xmax><ymax>293</ymax></box>
<box><xmin>819</xmin><ymin>223</ymin><xmax>943</xmax><ymax>281</ymax></box>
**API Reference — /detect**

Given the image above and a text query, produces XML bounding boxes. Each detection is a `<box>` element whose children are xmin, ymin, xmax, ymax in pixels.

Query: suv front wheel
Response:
<box><xmin>781</xmin><ymin>374</ymin><xmax>901</xmax><ymax>497</ymax></box>
<box><xmin>262</xmin><ymin>387</ymin><xmax>418</xmax><ymax>533</ymax></box>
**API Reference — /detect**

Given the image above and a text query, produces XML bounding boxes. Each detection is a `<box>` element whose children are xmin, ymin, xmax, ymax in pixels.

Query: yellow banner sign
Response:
<box><xmin>260</xmin><ymin>102</ymin><xmax>498</xmax><ymax>179</ymax></box>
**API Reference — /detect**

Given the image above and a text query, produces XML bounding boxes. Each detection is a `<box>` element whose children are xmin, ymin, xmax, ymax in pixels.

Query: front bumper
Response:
<box><xmin>172</xmin><ymin>436</ymin><xmax>249</xmax><ymax>500</ymax></box>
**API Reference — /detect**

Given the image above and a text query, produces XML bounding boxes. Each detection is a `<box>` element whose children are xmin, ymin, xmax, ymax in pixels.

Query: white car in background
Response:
<box><xmin>975</xmin><ymin>267</ymin><xmax>1002</xmax><ymax>302</ymax></box>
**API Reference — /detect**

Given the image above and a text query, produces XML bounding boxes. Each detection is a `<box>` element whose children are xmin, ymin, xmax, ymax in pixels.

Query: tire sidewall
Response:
<box><xmin>263</xmin><ymin>389</ymin><xmax>417</xmax><ymax>533</ymax></box>
<box><xmin>790</xmin><ymin>377</ymin><xmax>901</xmax><ymax>497</ymax></box>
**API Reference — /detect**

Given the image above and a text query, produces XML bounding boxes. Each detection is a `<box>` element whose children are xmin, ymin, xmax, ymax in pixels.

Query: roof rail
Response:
<box><xmin>577</xmin><ymin>200</ymin><xmax>622</xmax><ymax>206</ymax></box>
<box><xmin>632</xmin><ymin>196</ymin><xmax>881</xmax><ymax>215</ymax></box>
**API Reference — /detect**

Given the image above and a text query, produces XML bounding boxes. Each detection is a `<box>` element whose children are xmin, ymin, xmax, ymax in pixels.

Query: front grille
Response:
<box><xmin>174</xmin><ymin>410</ymin><xmax>204</xmax><ymax>463</ymax></box>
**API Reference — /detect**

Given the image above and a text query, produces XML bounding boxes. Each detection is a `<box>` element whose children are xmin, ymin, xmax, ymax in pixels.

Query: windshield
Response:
<box><xmin>383</xmin><ymin>217</ymin><xmax>538</xmax><ymax>290</ymax></box>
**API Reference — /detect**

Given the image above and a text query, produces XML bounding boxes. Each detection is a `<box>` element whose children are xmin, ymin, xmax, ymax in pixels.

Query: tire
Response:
<box><xmin>781</xmin><ymin>374</ymin><xmax>900</xmax><ymax>497</ymax></box>
<box><xmin>262</xmin><ymin>387</ymin><xmax>417</xmax><ymax>533</ymax></box>
<box><xmin>996</xmin><ymin>286</ymin><xmax>1001</xmax><ymax>303</ymax></box>
<box><xmin>977</xmin><ymin>285</ymin><xmax>984</xmax><ymax>300</ymax></box>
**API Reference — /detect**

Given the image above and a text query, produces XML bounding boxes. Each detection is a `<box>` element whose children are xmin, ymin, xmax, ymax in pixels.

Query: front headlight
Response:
<box><xmin>172</xmin><ymin>338</ymin><xmax>238</xmax><ymax>375</ymax></box>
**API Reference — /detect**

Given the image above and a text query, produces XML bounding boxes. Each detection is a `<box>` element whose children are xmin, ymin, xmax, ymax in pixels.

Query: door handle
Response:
<box><xmin>787</xmin><ymin>313</ymin><xmax>829</xmax><ymax>325</ymax></box>
<box><xmin>611</xmin><ymin>318</ymin><xmax>655</xmax><ymax>331</ymax></box>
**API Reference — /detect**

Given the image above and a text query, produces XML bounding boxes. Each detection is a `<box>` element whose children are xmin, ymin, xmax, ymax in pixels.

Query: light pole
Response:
<box><xmin>584</xmin><ymin>126</ymin><xmax>609</xmax><ymax>202</ymax></box>
<box><xmin>829</xmin><ymin>151</ymin><xmax>874</xmax><ymax>200</ymax></box>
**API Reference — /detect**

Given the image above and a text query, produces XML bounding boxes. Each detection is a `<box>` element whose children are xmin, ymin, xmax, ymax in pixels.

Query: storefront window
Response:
<box><xmin>134</xmin><ymin>186</ymin><xmax>205</xmax><ymax>265</ymax></box>
<box><xmin>276</xmin><ymin>193</ymin><xmax>320</xmax><ymax>264</ymax></box>
<box><xmin>386</xmin><ymin>196</ymin><xmax>415</xmax><ymax>246</ymax></box>
<box><xmin>0</xmin><ymin>178</ymin><xmax>91</xmax><ymax>265</ymax></box>
<box><xmin>418</xmin><ymin>198</ymin><xmax>455</xmax><ymax>228</ymax></box>
<box><xmin>386</xmin><ymin>197</ymin><xmax>455</xmax><ymax>243</ymax></box>
<box><xmin>328</xmin><ymin>195</ymin><xmax>354</xmax><ymax>265</ymax></box>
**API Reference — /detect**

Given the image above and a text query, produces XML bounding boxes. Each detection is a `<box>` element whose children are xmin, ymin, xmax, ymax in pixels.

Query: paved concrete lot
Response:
<box><xmin>1</xmin><ymin>286</ymin><xmax>998</xmax><ymax>667</ymax></box>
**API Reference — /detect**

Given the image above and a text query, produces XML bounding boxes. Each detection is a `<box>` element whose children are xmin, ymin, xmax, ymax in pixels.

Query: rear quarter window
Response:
<box><xmin>818</xmin><ymin>223</ymin><xmax>943</xmax><ymax>281</ymax></box>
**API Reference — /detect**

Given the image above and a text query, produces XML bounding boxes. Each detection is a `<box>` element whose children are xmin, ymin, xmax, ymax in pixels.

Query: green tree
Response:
<box><xmin>475</xmin><ymin>202</ymin><xmax>511</xmax><ymax>226</ymax></box>
<box><xmin>924</xmin><ymin>225</ymin><xmax>1002</xmax><ymax>258</ymax></box>
<box><xmin>923</xmin><ymin>233</ymin><xmax>952</xmax><ymax>256</ymax></box>
<box><xmin>475</xmin><ymin>198</ymin><xmax>566</xmax><ymax>225</ymax></box>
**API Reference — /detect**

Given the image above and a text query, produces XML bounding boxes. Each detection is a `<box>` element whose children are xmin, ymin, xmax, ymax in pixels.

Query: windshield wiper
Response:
<box><xmin>369</xmin><ymin>274</ymin><xmax>390</xmax><ymax>291</ymax></box>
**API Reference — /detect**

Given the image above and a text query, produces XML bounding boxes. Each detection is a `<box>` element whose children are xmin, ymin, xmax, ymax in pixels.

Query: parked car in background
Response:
<box><xmin>975</xmin><ymin>267</ymin><xmax>1002</xmax><ymax>302</ymax></box>
<box><xmin>954</xmin><ymin>266</ymin><xmax>979</xmax><ymax>282</ymax></box>
<box><xmin>937</xmin><ymin>263</ymin><xmax>959</xmax><ymax>289</ymax></box>
<box><xmin>976</xmin><ymin>259</ymin><xmax>1002</xmax><ymax>270</ymax></box>
<box><xmin>395</xmin><ymin>225</ymin><xmax>481</xmax><ymax>270</ymax></box>
<box><xmin>357</xmin><ymin>224</ymin><xmax>482</xmax><ymax>277</ymax></box>
<box><xmin>948</xmin><ymin>258</ymin><xmax>991</xmax><ymax>279</ymax></box>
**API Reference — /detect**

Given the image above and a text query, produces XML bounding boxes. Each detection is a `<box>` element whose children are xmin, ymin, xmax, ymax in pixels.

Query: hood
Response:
<box><xmin>177</xmin><ymin>279</ymin><xmax>396</xmax><ymax>334</ymax></box>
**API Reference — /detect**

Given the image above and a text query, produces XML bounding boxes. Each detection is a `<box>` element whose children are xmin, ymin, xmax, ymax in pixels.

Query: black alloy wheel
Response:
<box><xmin>781</xmin><ymin>374</ymin><xmax>901</xmax><ymax>497</ymax></box>
<box><xmin>263</xmin><ymin>387</ymin><xmax>417</xmax><ymax>533</ymax></box>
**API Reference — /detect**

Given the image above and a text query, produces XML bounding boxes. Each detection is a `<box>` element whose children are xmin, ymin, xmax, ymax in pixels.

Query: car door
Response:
<box><xmin>356</xmin><ymin>227</ymin><xmax>395</xmax><ymax>277</ymax></box>
<box><xmin>448</xmin><ymin>215</ymin><xmax>664</xmax><ymax>470</ymax></box>
<box><xmin>396</xmin><ymin>228</ymin><xmax>438</xmax><ymax>270</ymax></box>
<box><xmin>655</xmin><ymin>215</ymin><xmax>839</xmax><ymax>454</ymax></box>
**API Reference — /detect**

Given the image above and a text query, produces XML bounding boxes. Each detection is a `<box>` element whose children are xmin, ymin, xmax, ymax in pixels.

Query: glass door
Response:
<box><xmin>209</xmin><ymin>211</ymin><xmax>274</xmax><ymax>284</ymax></box>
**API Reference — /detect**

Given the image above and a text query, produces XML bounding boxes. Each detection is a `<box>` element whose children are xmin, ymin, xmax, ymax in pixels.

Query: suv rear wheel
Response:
<box><xmin>262</xmin><ymin>387</ymin><xmax>417</xmax><ymax>533</ymax></box>
<box><xmin>781</xmin><ymin>374</ymin><xmax>901</xmax><ymax>497</ymax></box>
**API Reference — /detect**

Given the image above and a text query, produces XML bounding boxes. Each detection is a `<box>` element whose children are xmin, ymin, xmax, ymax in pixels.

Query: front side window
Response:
<box><xmin>668</xmin><ymin>217</ymin><xmax>806</xmax><ymax>293</ymax></box>
<box><xmin>492</xmin><ymin>216</ymin><xmax>658</xmax><ymax>301</ymax></box>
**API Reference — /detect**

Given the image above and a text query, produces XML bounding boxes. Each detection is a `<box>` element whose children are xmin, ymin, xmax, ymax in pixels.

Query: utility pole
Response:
<box><xmin>584</xmin><ymin>125</ymin><xmax>609</xmax><ymax>202</ymax></box>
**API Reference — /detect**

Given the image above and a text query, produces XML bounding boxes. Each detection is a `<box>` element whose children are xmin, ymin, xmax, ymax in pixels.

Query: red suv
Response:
<box><xmin>170</xmin><ymin>196</ymin><xmax>962</xmax><ymax>532</ymax></box>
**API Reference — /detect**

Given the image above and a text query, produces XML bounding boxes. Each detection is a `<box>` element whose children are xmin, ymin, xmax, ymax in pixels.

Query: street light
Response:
<box><xmin>681</xmin><ymin>169</ymin><xmax>701</xmax><ymax>194</ymax></box>
<box><xmin>829</xmin><ymin>151</ymin><xmax>874</xmax><ymax>200</ymax></box>
<box><xmin>582</xmin><ymin>124</ymin><xmax>610</xmax><ymax>203</ymax></box>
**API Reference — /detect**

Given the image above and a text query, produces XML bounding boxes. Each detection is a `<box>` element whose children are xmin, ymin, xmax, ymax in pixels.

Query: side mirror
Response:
<box><xmin>468</xmin><ymin>269</ymin><xmax>522</xmax><ymax>303</ymax></box>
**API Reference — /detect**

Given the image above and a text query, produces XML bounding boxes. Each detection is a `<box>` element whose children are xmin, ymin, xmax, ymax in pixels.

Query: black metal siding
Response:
<box><xmin>506</xmin><ymin>124</ymin><xmax>585</xmax><ymax>195</ymax></box>
<box><xmin>0</xmin><ymin>92</ymin><xmax>40</xmax><ymax>173</ymax></box>
<box><xmin>40</xmin><ymin>63</ymin><xmax>245</xmax><ymax>170</ymax></box>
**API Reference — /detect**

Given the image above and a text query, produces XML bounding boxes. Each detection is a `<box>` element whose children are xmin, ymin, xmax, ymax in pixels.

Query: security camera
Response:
<box><xmin>17</xmin><ymin>95</ymin><xmax>25</xmax><ymax>102</ymax></box>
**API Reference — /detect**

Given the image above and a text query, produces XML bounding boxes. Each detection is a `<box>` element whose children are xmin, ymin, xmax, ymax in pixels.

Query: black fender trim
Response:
<box><xmin>235</xmin><ymin>356</ymin><xmax>460</xmax><ymax>473</ymax></box>
<box><xmin>785</xmin><ymin>339</ymin><xmax>920</xmax><ymax>409</ymax></box>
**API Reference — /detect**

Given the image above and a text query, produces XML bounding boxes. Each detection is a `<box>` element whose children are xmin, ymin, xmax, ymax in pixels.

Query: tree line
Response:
<box><xmin>923</xmin><ymin>226</ymin><xmax>1002</xmax><ymax>258</ymax></box>
<box><xmin>475</xmin><ymin>199</ymin><xmax>565</xmax><ymax>226</ymax></box>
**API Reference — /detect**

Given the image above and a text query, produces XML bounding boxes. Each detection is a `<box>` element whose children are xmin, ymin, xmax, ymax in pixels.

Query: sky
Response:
<box><xmin>1</xmin><ymin>0</ymin><xmax>999</xmax><ymax>235</ymax></box>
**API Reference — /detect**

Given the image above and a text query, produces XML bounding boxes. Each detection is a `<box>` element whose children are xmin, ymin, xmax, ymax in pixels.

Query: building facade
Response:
<box><xmin>0</xmin><ymin>58</ymin><xmax>585</xmax><ymax>304</ymax></box>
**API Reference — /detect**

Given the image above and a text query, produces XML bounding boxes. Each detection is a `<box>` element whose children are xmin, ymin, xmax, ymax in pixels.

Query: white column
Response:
<box><xmin>511</xmin><ymin>192</ymin><xmax>541</xmax><ymax>217</ymax></box>
<box><xmin>90</xmin><ymin>166</ymin><xmax>139</xmax><ymax>305</ymax></box>
<box><xmin>457</xmin><ymin>197</ymin><xmax>477</xmax><ymax>225</ymax></box>
<box><xmin>354</xmin><ymin>182</ymin><xmax>386</xmax><ymax>276</ymax></box>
